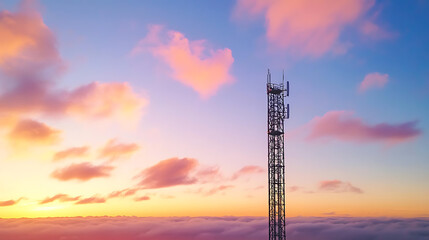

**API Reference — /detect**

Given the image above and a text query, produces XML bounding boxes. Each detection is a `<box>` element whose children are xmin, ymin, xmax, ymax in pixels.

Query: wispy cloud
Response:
<box><xmin>133</xmin><ymin>25</ymin><xmax>234</xmax><ymax>98</ymax></box>
<box><xmin>53</xmin><ymin>146</ymin><xmax>89</xmax><ymax>161</ymax></box>
<box><xmin>319</xmin><ymin>180</ymin><xmax>363</xmax><ymax>193</ymax></box>
<box><xmin>99</xmin><ymin>139</ymin><xmax>140</xmax><ymax>161</ymax></box>
<box><xmin>359</xmin><ymin>72</ymin><xmax>389</xmax><ymax>93</ymax></box>
<box><xmin>231</xmin><ymin>165</ymin><xmax>264</xmax><ymax>180</ymax></box>
<box><xmin>75</xmin><ymin>196</ymin><xmax>106</xmax><ymax>205</ymax></box>
<box><xmin>0</xmin><ymin>198</ymin><xmax>23</xmax><ymax>207</ymax></box>
<box><xmin>51</xmin><ymin>162</ymin><xmax>114</xmax><ymax>181</ymax></box>
<box><xmin>39</xmin><ymin>194</ymin><xmax>80</xmax><ymax>204</ymax></box>
<box><xmin>307</xmin><ymin>111</ymin><xmax>421</xmax><ymax>144</ymax></box>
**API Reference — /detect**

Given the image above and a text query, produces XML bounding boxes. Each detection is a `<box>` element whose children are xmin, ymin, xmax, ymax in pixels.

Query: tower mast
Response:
<box><xmin>267</xmin><ymin>69</ymin><xmax>289</xmax><ymax>240</ymax></box>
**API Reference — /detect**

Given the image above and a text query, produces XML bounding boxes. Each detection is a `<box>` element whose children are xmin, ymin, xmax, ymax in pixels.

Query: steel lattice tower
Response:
<box><xmin>267</xmin><ymin>69</ymin><xmax>289</xmax><ymax>240</ymax></box>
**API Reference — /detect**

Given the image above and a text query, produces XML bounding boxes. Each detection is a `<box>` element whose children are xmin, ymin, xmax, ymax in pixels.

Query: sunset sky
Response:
<box><xmin>0</xmin><ymin>0</ymin><xmax>428</xmax><ymax>223</ymax></box>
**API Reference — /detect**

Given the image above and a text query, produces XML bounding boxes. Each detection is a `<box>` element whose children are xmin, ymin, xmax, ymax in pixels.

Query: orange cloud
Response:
<box><xmin>319</xmin><ymin>180</ymin><xmax>363</xmax><ymax>193</ymax></box>
<box><xmin>51</xmin><ymin>162</ymin><xmax>114</xmax><ymax>181</ymax></box>
<box><xmin>39</xmin><ymin>194</ymin><xmax>80</xmax><ymax>204</ymax></box>
<box><xmin>358</xmin><ymin>72</ymin><xmax>389</xmax><ymax>93</ymax></box>
<box><xmin>307</xmin><ymin>111</ymin><xmax>421</xmax><ymax>144</ymax></box>
<box><xmin>231</xmin><ymin>165</ymin><xmax>264</xmax><ymax>180</ymax></box>
<box><xmin>65</xmin><ymin>82</ymin><xmax>147</xmax><ymax>120</ymax></box>
<box><xmin>0</xmin><ymin>198</ymin><xmax>23</xmax><ymax>207</ymax></box>
<box><xmin>135</xmin><ymin>157</ymin><xmax>198</xmax><ymax>189</ymax></box>
<box><xmin>0</xmin><ymin>1</ymin><xmax>63</xmax><ymax>76</ymax></box>
<box><xmin>133</xmin><ymin>25</ymin><xmax>234</xmax><ymax>98</ymax></box>
<box><xmin>53</xmin><ymin>146</ymin><xmax>89</xmax><ymax>161</ymax></box>
<box><xmin>99</xmin><ymin>139</ymin><xmax>140</xmax><ymax>161</ymax></box>
<box><xmin>234</xmin><ymin>0</ymin><xmax>376</xmax><ymax>57</ymax></box>
<box><xmin>8</xmin><ymin>119</ymin><xmax>60</xmax><ymax>145</ymax></box>
<box><xmin>75</xmin><ymin>196</ymin><xmax>106</xmax><ymax>205</ymax></box>
<box><xmin>108</xmin><ymin>188</ymin><xmax>140</xmax><ymax>199</ymax></box>
<box><xmin>0</xmin><ymin>4</ymin><xmax>147</xmax><ymax>122</ymax></box>
<box><xmin>205</xmin><ymin>185</ymin><xmax>234</xmax><ymax>196</ymax></box>
<box><xmin>134</xmin><ymin>196</ymin><xmax>150</xmax><ymax>201</ymax></box>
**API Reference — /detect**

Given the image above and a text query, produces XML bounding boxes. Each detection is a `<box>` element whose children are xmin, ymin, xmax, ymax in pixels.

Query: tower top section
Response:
<box><xmin>267</xmin><ymin>69</ymin><xmax>289</xmax><ymax>96</ymax></box>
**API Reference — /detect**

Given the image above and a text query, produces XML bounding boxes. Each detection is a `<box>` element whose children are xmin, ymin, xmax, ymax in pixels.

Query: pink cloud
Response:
<box><xmin>99</xmin><ymin>139</ymin><xmax>140</xmax><ymax>161</ymax></box>
<box><xmin>39</xmin><ymin>194</ymin><xmax>80</xmax><ymax>204</ymax></box>
<box><xmin>359</xmin><ymin>72</ymin><xmax>389</xmax><ymax>92</ymax></box>
<box><xmin>307</xmin><ymin>111</ymin><xmax>421</xmax><ymax>144</ymax></box>
<box><xmin>134</xmin><ymin>196</ymin><xmax>150</xmax><ymax>201</ymax></box>
<box><xmin>234</xmin><ymin>0</ymin><xmax>376</xmax><ymax>57</ymax></box>
<box><xmin>232</xmin><ymin>165</ymin><xmax>264</xmax><ymax>180</ymax></box>
<box><xmin>64</xmin><ymin>82</ymin><xmax>147</xmax><ymax>120</ymax></box>
<box><xmin>108</xmin><ymin>188</ymin><xmax>140</xmax><ymax>199</ymax></box>
<box><xmin>0</xmin><ymin>4</ymin><xmax>147</xmax><ymax>122</ymax></box>
<box><xmin>51</xmin><ymin>162</ymin><xmax>114</xmax><ymax>181</ymax></box>
<box><xmin>135</xmin><ymin>157</ymin><xmax>198</xmax><ymax>189</ymax></box>
<box><xmin>0</xmin><ymin>217</ymin><xmax>427</xmax><ymax>240</ymax></box>
<box><xmin>319</xmin><ymin>180</ymin><xmax>363</xmax><ymax>193</ymax></box>
<box><xmin>0</xmin><ymin>0</ymin><xmax>64</xmax><ymax>78</ymax></box>
<box><xmin>8</xmin><ymin>118</ymin><xmax>60</xmax><ymax>145</ymax></box>
<box><xmin>53</xmin><ymin>146</ymin><xmax>89</xmax><ymax>161</ymax></box>
<box><xmin>205</xmin><ymin>185</ymin><xmax>234</xmax><ymax>196</ymax></box>
<box><xmin>133</xmin><ymin>25</ymin><xmax>234</xmax><ymax>98</ymax></box>
<box><xmin>75</xmin><ymin>196</ymin><xmax>106</xmax><ymax>205</ymax></box>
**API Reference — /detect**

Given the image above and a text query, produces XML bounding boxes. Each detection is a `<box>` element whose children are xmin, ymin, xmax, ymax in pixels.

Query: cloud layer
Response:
<box><xmin>234</xmin><ymin>0</ymin><xmax>378</xmax><ymax>57</ymax></box>
<box><xmin>99</xmin><ymin>139</ymin><xmax>140</xmax><ymax>161</ymax></box>
<box><xmin>133</xmin><ymin>25</ymin><xmax>234</xmax><ymax>98</ymax></box>
<box><xmin>0</xmin><ymin>217</ymin><xmax>427</xmax><ymax>240</ymax></box>
<box><xmin>307</xmin><ymin>111</ymin><xmax>421</xmax><ymax>144</ymax></box>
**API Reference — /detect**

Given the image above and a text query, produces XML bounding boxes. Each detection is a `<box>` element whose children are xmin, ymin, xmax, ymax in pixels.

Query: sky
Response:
<box><xmin>0</xmin><ymin>0</ymin><xmax>428</xmax><ymax>225</ymax></box>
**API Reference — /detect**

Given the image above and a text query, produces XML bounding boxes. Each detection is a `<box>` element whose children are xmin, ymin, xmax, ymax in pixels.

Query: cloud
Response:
<box><xmin>8</xmin><ymin>119</ymin><xmax>60</xmax><ymax>145</ymax></box>
<box><xmin>196</xmin><ymin>166</ymin><xmax>222</xmax><ymax>183</ymax></box>
<box><xmin>133</xmin><ymin>25</ymin><xmax>234</xmax><ymax>98</ymax></box>
<box><xmin>99</xmin><ymin>139</ymin><xmax>140</xmax><ymax>161</ymax></box>
<box><xmin>307</xmin><ymin>111</ymin><xmax>421</xmax><ymax>144</ymax></box>
<box><xmin>51</xmin><ymin>162</ymin><xmax>114</xmax><ymax>181</ymax></box>
<box><xmin>287</xmin><ymin>186</ymin><xmax>301</xmax><ymax>192</ymax></box>
<box><xmin>0</xmin><ymin>198</ymin><xmax>23</xmax><ymax>207</ymax></box>
<box><xmin>0</xmin><ymin>0</ymin><xmax>64</xmax><ymax>77</ymax></box>
<box><xmin>135</xmin><ymin>157</ymin><xmax>198</xmax><ymax>189</ymax></box>
<box><xmin>359</xmin><ymin>72</ymin><xmax>389</xmax><ymax>92</ymax></box>
<box><xmin>231</xmin><ymin>165</ymin><xmax>264</xmax><ymax>180</ymax></box>
<box><xmin>234</xmin><ymin>0</ymin><xmax>377</xmax><ymax>57</ymax></box>
<box><xmin>108</xmin><ymin>188</ymin><xmax>140</xmax><ymax>199</ymax></box>
<box><xmin>53</xmin><ymin>146</ymin><xmax>89</xmax><ymax>161</ymax></box>
<box><xmin>39</xmin><ymin>194</ymin><xmax>80</xmax><ymax>204</ymax></box>
<box><xmin>319</xmin><ymin>180</ymin><xmax>363</xmax><ymax>193</ymax></box>
<box><xmin>134</xmin><ymin>196</ymin><xmax>150</xmax><ymax>201</ymax></box>
<box><xmin>75</xmin><ymin>196</ymin><xmax>106</xmax><ymax>205</ymax></box>
<box><xmin>205</xmin><ymin>185</ymin><xmax>234</xmax><ymax>196</ymax></box>
<box><xmin>64</xmin><ymin>82</ymin><xmax>147</xmax><ymax>120</ymax></box>
<box><xmin>0</xmin><ymin>4</ymin><xmax>147</xmax><ymax>122</ymax></box>
<box><xmin>0</xmin><ymin>217</ymin><xmax>428</xmax><ymax>240</ymax></box>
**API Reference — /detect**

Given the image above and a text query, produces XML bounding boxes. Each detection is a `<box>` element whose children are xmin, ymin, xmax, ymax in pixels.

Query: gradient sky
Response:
<box><xmin>0</xmin><ymin>0</ymin><xmax>428</xmax><ymax>219</ymax></box>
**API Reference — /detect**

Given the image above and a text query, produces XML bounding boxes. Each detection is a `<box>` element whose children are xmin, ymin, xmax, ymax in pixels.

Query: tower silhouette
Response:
<box><xmin>267</xmin><ymin>69</ymin><xmax>289</xmax><ymax>240</ymax></box>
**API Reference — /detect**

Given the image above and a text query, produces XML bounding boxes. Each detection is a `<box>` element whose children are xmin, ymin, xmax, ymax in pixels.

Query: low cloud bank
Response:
<box><xmin>0</xmin><ymin>216</ymin><xmax>427</xmax><ymax>240</ymax></box>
